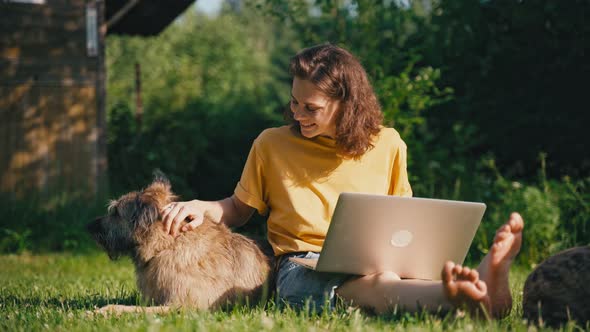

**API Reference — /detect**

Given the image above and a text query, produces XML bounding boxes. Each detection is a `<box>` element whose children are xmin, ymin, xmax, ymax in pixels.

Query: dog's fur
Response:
<box><xmin>87</xmin><ymin>172</ymin><xmax>273</xmax><ymax>310</ymax></box>
<box><xmin>522</xmin><ymin>246</ymin><xmax>590</xmax><ymax>327</ymax></box>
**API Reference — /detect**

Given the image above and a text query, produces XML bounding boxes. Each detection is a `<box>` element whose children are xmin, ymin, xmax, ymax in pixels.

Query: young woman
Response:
<box><xmin>160</xmin><ymin>44</ymin><xmax>523</xmax><ymax>318</ymax></box>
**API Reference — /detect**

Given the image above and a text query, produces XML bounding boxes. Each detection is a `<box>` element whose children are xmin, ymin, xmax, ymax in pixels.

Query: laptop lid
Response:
<box><xmin>315</xmin><ymin>193</ymin><xmax>486</xmax><ymax>280</ymax></box>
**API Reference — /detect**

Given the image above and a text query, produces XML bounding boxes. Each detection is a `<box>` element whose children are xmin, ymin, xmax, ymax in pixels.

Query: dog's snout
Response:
<box><xmin>86</xmin><ymin>217</ymin><xmax>103</xmax><ymax>234</ymax></box>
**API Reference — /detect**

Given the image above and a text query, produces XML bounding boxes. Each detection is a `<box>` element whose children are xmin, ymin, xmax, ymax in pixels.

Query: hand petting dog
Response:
<box><xmin>161</xmin><ymin>200</ymin><xmax>206</xmax><ymax>236</ymax></box>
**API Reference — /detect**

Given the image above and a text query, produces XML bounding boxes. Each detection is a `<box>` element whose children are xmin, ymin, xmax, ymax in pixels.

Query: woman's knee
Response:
<box><xmin>371</xmin><ymin>271</ymin><xmax>402</xmax><ymax>284</ymax></box>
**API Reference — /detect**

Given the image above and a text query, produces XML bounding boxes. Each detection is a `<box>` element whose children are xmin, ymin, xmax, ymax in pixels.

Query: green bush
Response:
<box><xmin>107</xmin><ymin>100</ymin><xmax>280</xmax><ymax>199</ymax></box>
<box><xmin>554</xmin><ymin>176</ymin><xmax>590</xmax><ymax>248</ymax></box>
<box><xmin>106</xmin><ymin>5</ymin><xmax>286</xmax><ymax>199</ymax></box>
<box><xmin>0</xmin><ymin>193</ymin><xmax>104</xmax><ymax>253</ymax></box>
<box><xmin>476</xmin><ymin>179</ymin><xmax>561</xmax><ymax>266</ymax></box>
<box><xmin>462</xmin><ymin>157</ymin><xmax>589</xmax><ymax>266</ymax></box>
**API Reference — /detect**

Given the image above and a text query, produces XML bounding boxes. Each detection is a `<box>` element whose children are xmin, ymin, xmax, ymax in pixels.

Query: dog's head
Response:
<box><xmin>87</xmin><ymin>171</ymin><xmax>176</xmax><ymax>259</ymax></box>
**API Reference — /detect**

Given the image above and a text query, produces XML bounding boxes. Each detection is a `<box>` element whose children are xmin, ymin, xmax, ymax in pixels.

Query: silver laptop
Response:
<box><xmin>289</xmin><ymin>193</ymin><xmax>486</xmax><ymax>280</ymax></box>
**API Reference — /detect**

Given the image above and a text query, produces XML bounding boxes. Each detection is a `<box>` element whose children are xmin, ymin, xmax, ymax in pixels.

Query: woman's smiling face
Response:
<box><xmin>290</xmin><ymin>77</ymin><xmax>340</xmax><ymax>139</ymax></box>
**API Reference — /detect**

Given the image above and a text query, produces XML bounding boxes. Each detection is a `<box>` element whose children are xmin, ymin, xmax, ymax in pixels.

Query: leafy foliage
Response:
<box><xmin>426</xmin><ymin>0</ymin><xmax>589</xmax><ymax>177</ymax></box>
<box><xmin>106</xmin><ymin>7</ymin><xmax>286</xmax><ymax>199</ymax></box>
<box><xmin>1</xmin><ymin>1</ymin><xmax>588</xmax><ymax>267</ymax></box>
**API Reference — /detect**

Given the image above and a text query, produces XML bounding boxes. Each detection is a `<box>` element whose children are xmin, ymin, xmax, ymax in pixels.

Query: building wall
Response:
<box><xmin>0</xmin><ymin>0</ymin><xmax>107</xmax><ymax>198</ymax></box>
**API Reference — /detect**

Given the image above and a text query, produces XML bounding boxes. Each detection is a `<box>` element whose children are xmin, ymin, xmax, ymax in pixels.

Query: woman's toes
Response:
<box><xmin>469</xmin><ymin>269</ymin><xmax>479</xmax><ymax>282</ymax></box>
<box><xmin>475</xmin><ymin>280</ymin><xmax>487</xmax><ymax>294</ymax></box>
<box><xmin>491</xmin><ymin>242</ymin><xmax>501</xmax><ymax>251</ymax></box>
<box><xmin>509</xmin><ymin>213</ymin><xmax>524</xmax><ymax>231</ymax></box>
<box><xmin>494</xmin><ymin>231</ymin><xmax>510</xmax><ymax>242</ymax></box>
<box><xmin>462</xmin><ymin>266</ymin><xmax>471</xmax><ymax>277</ymax></box>
<box><xmin>442</xmin><ymin>261</ymin><xmax>455</xmax><ymax>283</ymax></box>
<box><xmin>495</xmin><ymin>225</ymin><xmax>510</xmax><ymax>236</ymax></box>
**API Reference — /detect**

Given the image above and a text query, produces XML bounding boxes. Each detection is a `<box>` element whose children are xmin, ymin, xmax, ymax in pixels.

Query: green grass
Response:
<box><xmin>0</xmin><ymin>253</ymin><xmax>582</xmax><ymax>332</ymax></box>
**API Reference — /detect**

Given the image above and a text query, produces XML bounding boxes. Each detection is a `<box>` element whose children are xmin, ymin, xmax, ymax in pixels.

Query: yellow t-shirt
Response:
<box><xmin>234</xmin><ymin>125</ymin><xmax>412</xmax><ymax>256</ymax></box>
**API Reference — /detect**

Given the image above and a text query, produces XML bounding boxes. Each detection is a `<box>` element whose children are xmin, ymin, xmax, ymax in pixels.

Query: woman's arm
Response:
<box><xmin>161</xmin><ymin>194</ymin><xmax>255</xmax><ymax>236</ymax></box>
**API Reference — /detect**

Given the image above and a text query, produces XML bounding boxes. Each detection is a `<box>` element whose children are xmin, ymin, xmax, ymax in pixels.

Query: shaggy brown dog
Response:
<box><xmin>87</xmin><ymin>172</ymin><xmax>273</xmax><ymax>313</ymax></box>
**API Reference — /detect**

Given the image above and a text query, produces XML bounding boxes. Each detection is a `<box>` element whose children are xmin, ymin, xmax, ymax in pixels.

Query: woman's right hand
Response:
<box><xmin>160</xmin><ymin>200</ymin><xmax>205</xmax><ymax>237</ymax></box>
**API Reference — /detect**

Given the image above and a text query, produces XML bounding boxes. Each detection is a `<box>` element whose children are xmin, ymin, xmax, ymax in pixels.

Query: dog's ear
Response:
<box><xmin>133</xmin><ymin>195</ymin><xmax>159</xmax><ymax>232</ymax></box>
<box><xmin>144</xmin><ymin>169</ymin><xmax>177</xmax><ymax>208</ymax></box>
<box><xmin>152</xmin><ymin>169</ymin><xmax>170</xmax><ymax>189</ymax></box>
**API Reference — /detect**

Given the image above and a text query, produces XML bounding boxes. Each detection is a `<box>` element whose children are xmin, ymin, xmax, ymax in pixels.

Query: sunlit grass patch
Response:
<box><xmin>3</xmin><ymin>253</ymin><xmax>576</xmax><ymax>332</ymax></box>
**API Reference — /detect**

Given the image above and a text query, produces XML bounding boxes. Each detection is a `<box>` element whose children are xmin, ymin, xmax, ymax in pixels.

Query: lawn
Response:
<box><xmin>1</xmin><ymin>253</ymin><xmax>577</xmax><ymax>332</ymax></box>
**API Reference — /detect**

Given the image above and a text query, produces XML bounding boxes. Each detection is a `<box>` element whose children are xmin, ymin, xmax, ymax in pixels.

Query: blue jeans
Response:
<box><xmin>275</xmin><ymin>252</ymin><xmax>351</xmax><ymax>312</ymax></box>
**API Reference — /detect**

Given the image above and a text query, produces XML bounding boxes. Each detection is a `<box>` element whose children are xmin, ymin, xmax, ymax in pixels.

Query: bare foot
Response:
<box><xmin>442</xmin><ymin>261</ymin><xmax>491</xmax><ymax>318</ymax></box>
<box><xmin>477</xmin><ymin>212</ymin><xmax>524</xmax><ymax>318</ymax></box>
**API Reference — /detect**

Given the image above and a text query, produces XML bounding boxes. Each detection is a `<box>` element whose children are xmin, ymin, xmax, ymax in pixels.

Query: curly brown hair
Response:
<box><xmin>285</xmin><ymin>43</ymin><xmax>383</xmax><ymax>159</ymax></box>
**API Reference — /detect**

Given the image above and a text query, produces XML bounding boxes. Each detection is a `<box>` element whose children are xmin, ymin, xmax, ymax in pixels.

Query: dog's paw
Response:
<box><xmin>94</xmin><ymin>304</ymin><xmax>132</xmax><ymax>316</ymax></box>
<box><xmin>93</xmin><ymin>304</ymin><xmax>173</xmax><ymax>316</ymax></box>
